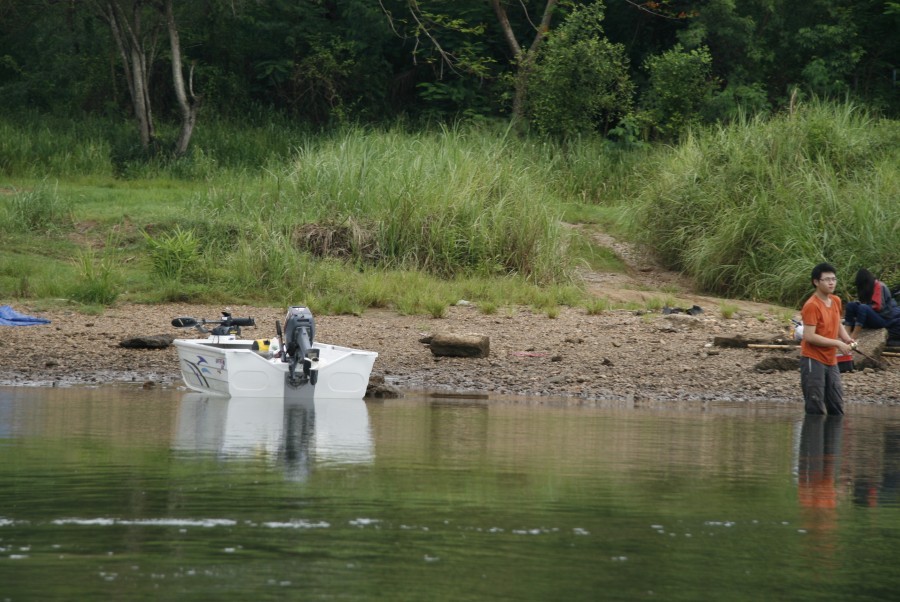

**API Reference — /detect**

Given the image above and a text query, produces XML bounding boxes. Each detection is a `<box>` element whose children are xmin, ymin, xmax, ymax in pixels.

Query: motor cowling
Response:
<box><xmin>283</xmin><ymin>306</ymin><xmax>319</xmax><ymax>387</ymax></box>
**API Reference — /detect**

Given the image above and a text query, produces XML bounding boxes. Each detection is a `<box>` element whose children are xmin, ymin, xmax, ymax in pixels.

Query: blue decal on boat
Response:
<box><xmin>184</xmin><ymin>360</ymin><xmax>209</xmax><ymax>388</ymax></box>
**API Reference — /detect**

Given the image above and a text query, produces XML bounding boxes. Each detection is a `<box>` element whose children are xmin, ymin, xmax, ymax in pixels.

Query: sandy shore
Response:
<box><xmin>1</xmin><ymin>301</ymin><xmax>898</xmax><ymax>406</ymax></box>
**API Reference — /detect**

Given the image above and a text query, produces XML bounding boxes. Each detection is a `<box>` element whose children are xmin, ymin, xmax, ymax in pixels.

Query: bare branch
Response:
<box><xmin>622</xmin><ymin>0</ymin><xmax>683</xmax><ymax>20</ymax></box>
<box><xmin>188</xmin><ymin>62</ymin><xmax>197</xmax><ymax>100</ymax></box>
<box><xmin>378</xmin><ymin>0</ymin><xmax>403</xmax><ymax>38</ymax></box>
<box><xmin>517</xmin><ymin>0</ymin><xmax>537</xmax><ymax>32</ymax></box>
<box><xmin>407</xmin><ymin>0</ymin><xmax>462</xmax><ymax>76</ymax></box>
<box><xmin>525</xmin><ymin>0</ymin><xmax>557</xmax><ymax>57</ymax></box>
<box><xmin>491</xmin><ymin>0</ymin><xmax>522</xmax><ymax>59</ymax></box>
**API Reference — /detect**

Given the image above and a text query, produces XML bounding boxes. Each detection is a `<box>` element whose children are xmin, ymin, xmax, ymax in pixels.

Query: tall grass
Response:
<box><xmin>0</xmin><ymin>110</ymin><xmax>303</xmax><ymax>180</ymax></box>
<box><xmin>3</xmin><ymin>101</ymin><xmax>895</xmax><ymax>311</ymax></box>
<box><xmin>621</xmin><ymin>101</ymin><xmax>900</xmax><ymax>306</ymax></box>
<box><xmin>143</xmin><ymin>225</ymin><xmax>201</xmax><ymax>281</ymax></box>
<box><xmin>536</xmin><ymin>135</ymin><xmax>651</xmax><ymax>205</ymax></box>
<box><xmin>0</xmin><ymin>252</ymin><xmax>72</xmax><ymax>299</ymax></box>
<box><xmin>0</xmin><ymin>111</ymin><xmax>587</xmax><ymax>309</ymax></box>
<box><xmin>0</xmin><ymin>113</ymin><xmax>116</xmax><ymax>177</ymax></box>
<box><xmin>194</xmin><ymin>124</ymin><xmax>572</xmax><ymax>285</ymax></box>
<box><xmin>0</xmin><ymin>180</ymin><xmax>74</xmax><ymax>233</ymax></box>
<box><xmin>68</xmin><ymin>248</ymin><xmax>121</xmax><ymax>305</ymax></box>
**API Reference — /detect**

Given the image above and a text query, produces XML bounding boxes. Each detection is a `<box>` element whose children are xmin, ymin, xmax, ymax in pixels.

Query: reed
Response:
<box><xmin>621</xmin><ymin>100</ymin><xmax>900</xmax><ymax>306</ymax></box>
<box><xmin>0</xmin><ymin>180</ymin><xmax>73</xmax><ymax>233</ymax></box>
<box><xmin>69</xmin><ymin>248</ymin><xmax>121</xmax><ymax>306</ymax></box>
<box><xmin>263</xmin><ymin>124</ymin><xmax>571</xmax><ymax>284</ymax></box>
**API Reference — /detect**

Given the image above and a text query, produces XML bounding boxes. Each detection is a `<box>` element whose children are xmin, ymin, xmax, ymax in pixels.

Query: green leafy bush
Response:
<box><xmin>527</xmin><ymin>2</ymin><xmax>634</xmax><ymax>137</ymax></box>
<box><xmin>641</xmin><ymin>45</ymin><xmax>717</xmax><ymax>140</ymax></box>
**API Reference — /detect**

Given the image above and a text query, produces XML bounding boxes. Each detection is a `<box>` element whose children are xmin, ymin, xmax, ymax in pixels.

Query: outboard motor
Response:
<box><xmin>282</xmin><ymin>306</ymin><xmax>319</xmax><ymax>387</ymax></box>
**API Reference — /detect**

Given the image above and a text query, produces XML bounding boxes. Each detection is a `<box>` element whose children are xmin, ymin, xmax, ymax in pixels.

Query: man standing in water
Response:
<box><xmin>800</xmin><ymin>263</ymin><xmax>855</xmax><ymax>415</ymax></box>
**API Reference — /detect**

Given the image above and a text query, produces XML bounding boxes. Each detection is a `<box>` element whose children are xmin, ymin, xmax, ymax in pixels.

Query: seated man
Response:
<box><xmin>845</xmin><ymin>268</ymin><xmax>900</xmax><ymax>341</ymax></box>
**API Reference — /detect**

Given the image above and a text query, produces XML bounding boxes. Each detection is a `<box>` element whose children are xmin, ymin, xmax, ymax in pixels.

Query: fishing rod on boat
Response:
<box><xmin>171</xmin><ymin>311</ymin><xmax>255</xmax><ymax>336</ymax></box>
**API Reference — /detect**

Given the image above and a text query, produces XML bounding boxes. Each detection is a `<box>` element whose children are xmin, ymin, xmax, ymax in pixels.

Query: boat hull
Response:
<box><xmin>174</xmin><ymin>338</ymin><xmax>377</xmax><ymax>401</ymax></box>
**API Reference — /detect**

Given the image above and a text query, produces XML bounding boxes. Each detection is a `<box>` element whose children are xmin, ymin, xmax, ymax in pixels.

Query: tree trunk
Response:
<box><xmin>165</xmin><ymin>0</ymin><xmax>200</xmax><ymax>156</ymax></box>
<box><xmin>99</xmin><ymin>0</ymin><xmax>159</xmax><ymax>150</ymax></box>
<box><xmin>490</xmin><ymin>0</ymin><xmax>558</xmax><ymax>119</ymax></box>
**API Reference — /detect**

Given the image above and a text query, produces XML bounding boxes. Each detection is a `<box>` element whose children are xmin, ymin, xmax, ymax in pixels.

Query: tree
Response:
<box><xmin>526</xmin><ymin>1</ymin><xmax>634</xmax><ymax>137</ymax></box>
<box><xmin>91</xmin><ymin>0</ymin><xmax>199</xmax><ymax>155</ymax></box>
<box><xmin>92</xmin><ymin>0</ymin><xmax>161</xmax><ymax>149</ymax></box>
<box><xmin>671</xmin><ymin>0</ymin><xmax>889</xmax><ymax>108</ymax></box>
<box><xmin>642</xmin><ymin>44</ymin><xmax>716</xmax><ymax>139</ymax></box>
<box><xmin>489</xmin><ymin>0</ymin><xmax>558</xmax><ymax>118</ymax></box>
<box><xmin>164</xmin><ymin>0</ymin><xmax>200</xmax><ymax>155</ymax></box>
<box><xmin>385</xmin><ymin>0</ymin><xmax>561</xmax><ymax>119</ymax></box>
<box><xmin>234</xmin><ymin>0</ymin><xmax>396</xmax><ymax>123</ymax></box>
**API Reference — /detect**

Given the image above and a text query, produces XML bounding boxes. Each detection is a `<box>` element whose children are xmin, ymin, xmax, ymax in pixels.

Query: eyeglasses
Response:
<box><xmin>819</xmin><ymin>277</ymin><xmax>837</xmax><ymax>283</ymax></box>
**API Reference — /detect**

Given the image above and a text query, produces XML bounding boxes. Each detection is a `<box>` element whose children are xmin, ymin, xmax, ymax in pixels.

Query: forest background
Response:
<box><xmin>0</xmin><ymin>0</ymin><xmax>898</xmax><ymax>317</ymax></box>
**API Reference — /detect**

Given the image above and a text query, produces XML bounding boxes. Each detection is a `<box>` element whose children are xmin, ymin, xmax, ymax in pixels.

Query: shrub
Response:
<box><xmin>641</xmin><ymin>45</ymin><xmax>717</xmax><ymax>140</ymax></box>
<box><xmin>526</xmin><ymin>2</ymin><xmax>634</xmax><ymax>137</ymax></box>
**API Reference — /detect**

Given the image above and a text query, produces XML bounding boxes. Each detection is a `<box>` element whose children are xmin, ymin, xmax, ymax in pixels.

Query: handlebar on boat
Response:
<box><xmin>227</xmin><ymin>317</ymin><xmax>255</xmax><ymax>327</ymax></box>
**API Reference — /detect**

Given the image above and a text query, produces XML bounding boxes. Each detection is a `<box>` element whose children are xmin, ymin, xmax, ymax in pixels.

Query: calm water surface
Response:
<box><xmin>1</xmin><ymin>385</ymin><xmax>900</xmax><ymax>601</ymax></box>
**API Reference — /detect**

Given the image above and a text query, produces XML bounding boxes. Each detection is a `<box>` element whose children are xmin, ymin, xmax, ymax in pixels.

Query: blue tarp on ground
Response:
<box><xmin>0</xmin><ymin>305</ymin><xmax>51</xmax><ymax>326</ymax></box>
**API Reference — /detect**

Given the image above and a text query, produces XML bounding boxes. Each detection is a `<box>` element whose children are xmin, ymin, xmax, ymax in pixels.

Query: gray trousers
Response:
<box><xmin>800</xmin><ymin>356</ymin><xmax>844</xmax><ymax>415</ymax></box>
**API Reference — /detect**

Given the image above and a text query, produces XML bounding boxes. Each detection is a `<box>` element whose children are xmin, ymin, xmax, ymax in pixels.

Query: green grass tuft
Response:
<box><xmin>621</xmin><ymin>100</ymin><xmax>899</xmax><ymax>306</ymax></box>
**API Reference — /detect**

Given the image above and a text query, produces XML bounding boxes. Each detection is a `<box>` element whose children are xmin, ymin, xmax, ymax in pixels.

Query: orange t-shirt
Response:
<box><xmin>801</xmin><ymin>294</ymin><xmax>843</xmax><ymax>366</ymax></box>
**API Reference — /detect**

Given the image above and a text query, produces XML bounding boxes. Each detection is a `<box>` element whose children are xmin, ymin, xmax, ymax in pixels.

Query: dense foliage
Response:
<box><xmin>1</xmin><ymin>0</ymin><xmax>897</xmax><ymax>140</ymax></box>
<box><xmin>526</xmin><ymin>3</ymin><xmax>634</xmax><ymax>137</ymax></box>
<box><xmin>0</xmin><ymin>1</ymin><xmax>897</xmax><ymax>311</ymax></box>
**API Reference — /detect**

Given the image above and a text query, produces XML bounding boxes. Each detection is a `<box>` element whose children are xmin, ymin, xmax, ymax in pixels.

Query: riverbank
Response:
<box><xmin>1</xmin><ymin>301</ymin><xmax>898</xmax><ymax>406</ymax></box>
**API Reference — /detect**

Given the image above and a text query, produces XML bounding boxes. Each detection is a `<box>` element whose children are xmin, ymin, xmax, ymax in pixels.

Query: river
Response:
<box><xmin>1</xmin><ymin>385</ymin><xmax>899</xmax><ymax>600</ymax></box>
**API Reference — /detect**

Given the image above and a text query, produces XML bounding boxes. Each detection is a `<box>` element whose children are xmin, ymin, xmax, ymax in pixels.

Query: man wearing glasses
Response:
<box><xmin>800</xmin><ymin>263</ymin><xmax>856</xmax><ymax>415</ymax></box>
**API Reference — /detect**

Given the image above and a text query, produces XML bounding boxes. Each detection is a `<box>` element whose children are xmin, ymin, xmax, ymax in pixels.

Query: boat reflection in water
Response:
<box><xmin>173</xmin><ymin>394</ymin><xmax>373</xmax><ymax>480</ymax></box>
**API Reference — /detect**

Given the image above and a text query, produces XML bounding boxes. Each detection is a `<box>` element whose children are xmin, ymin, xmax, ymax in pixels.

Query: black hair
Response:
<box><xmin>811</xmin><ymin>262</ymin><xmax>836</xmax><ymax>284</ymax></box>
<box><xmin>855</xmin><ymin>268</ymin><xmax>876</xmax><ymax>304</ymax></box>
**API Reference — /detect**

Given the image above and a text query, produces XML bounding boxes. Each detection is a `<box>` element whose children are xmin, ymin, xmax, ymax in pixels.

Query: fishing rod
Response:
<box><xmin>850</xmin><ymin>341</ymin><xmax>886</xmax><ymax>370</ymax></box>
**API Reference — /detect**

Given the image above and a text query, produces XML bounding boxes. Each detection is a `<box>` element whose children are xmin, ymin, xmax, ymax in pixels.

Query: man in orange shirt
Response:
<box><xmin>800</xmin><ymin>263</ymin><xmax>856</xmax><ymax>415</ymax></box>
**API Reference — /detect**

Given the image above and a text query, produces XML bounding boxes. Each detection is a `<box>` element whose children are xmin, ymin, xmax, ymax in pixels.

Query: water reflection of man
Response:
<box><xmin>797</xmin><ymin>414</ymin><xmax>844</xmax><ymax>566</ymax></box>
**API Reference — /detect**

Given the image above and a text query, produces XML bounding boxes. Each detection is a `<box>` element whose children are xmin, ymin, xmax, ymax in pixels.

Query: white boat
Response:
<box><xmin>172</xmin><ymin>307</ymin><xmax>378</xmax><ymax>401</ymax></box>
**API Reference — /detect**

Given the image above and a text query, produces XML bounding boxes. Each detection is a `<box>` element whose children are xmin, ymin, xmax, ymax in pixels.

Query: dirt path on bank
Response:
<box><xmin>1</xmin><ymin>231</ymin><xmax>898</xmax><ymax>405</ymax></box>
